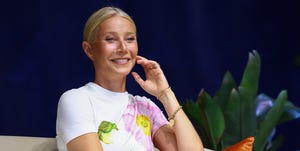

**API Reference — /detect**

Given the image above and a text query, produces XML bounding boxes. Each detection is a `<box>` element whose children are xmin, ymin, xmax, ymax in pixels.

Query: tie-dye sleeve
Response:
<box><xmin>135</xmin><ymin>96</ymin><xmax>169</xmax><ymax>139</ymax></box>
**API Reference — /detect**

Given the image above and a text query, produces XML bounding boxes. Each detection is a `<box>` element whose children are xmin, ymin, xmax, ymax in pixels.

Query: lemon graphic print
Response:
<box><xmin>136</xmin><ymin>115</ymin><xmax>151</xmax><ymax>136</ymax></box>
<box><xmin>98</xmin><ymin>121</ymin><xmax>118</xmax><ymax>144</ymax></box>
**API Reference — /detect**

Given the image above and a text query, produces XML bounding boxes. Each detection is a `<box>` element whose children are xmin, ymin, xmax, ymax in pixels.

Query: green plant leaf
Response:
<box><xmin>238</xmin><ymin>86</ymin><xmax>257</xmax><ymax>139</ymax></box>
<box><xmin>213</xmin><ymin>71</ymin><xmax>237</xmax><ymax>111</ymax></box>
<box><xmin>182</xmin><ymin>100</ymin><xmax>214</xmax><ymax>148</ymax></box>
<box><xmin>236</xmin><ymin>50</ymin><xmax>261</xmax><ymax>139</ymax></box>
<box><xmin>240</xmin><ymin>50</ymin><xmax>261</xmax><ymax>102</ymax></box>
<box><xmin>197</xmin><ymin>89</ymin><xmax>225</xmax><ymax>150</ymax></box>
<box><xmin>254</xmin><ymin>90</ymin><xmax>288</xmax><ymax>151</ymax></box>
<box><xmin>195</xmin><ymin>89</ymin><xmax>215</xmax><ymax>149</ymax></box>
<box><xmin>221</xmin><ymin>88</ymin><xmax>242</xmax><ymax>148</ymax></box>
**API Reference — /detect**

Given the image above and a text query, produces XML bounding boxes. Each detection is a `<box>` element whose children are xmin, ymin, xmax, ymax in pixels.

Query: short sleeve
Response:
<box><xmin>148</xmin><ymin>101</ymin><xmax>169</xmax><ymax>138</ymax></box>
<box><xmin>135</xmin><ymin>96</ymin><xmax>169</xmax><ymax>138</ymax></box>
<box><xmin>56</xmin><ymin>89</ymin><xmax>97</xmax><ymax>144</ymax></box>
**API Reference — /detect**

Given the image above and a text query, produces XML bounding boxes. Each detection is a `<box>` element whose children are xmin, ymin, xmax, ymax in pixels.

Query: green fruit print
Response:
<box><xmin>98</xmin><ymin>121</ymin><xmax>118</xmax><ymax>144</ymax></box>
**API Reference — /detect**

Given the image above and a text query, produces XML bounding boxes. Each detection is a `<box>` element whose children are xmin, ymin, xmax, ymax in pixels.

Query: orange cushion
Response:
<box><xmin>222</xmin><ymin>136</ymin><xmax>254</xmax><ymax>151</ymax></box>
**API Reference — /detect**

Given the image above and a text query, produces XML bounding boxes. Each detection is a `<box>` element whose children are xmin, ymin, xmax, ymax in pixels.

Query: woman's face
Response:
<box><xmin>90</xmin><ymin>16</ymin><xmax>138</xmax><ymax>77</ymax></box>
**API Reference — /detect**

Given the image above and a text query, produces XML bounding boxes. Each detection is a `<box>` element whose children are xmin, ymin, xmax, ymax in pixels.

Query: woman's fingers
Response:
<box><xmin>136</xmin><ymin>56</ymin><xmax>160</xmax><ymax>71</ymax></box>
<box><xmin>131</xmin><ymin>72</ymin><xmax>145</xmax><ymax>87</ymax></box>
<box><xmin>133</xmin><ymin>55</ymin><xmax>168</xmax><ymax>96</ymax></box>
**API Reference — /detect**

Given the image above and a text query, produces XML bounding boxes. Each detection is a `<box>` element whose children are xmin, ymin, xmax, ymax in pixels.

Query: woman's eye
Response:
<box><xmin>105</xmin><ymin>37</ymin><xmax>115</xmax><ymax>43</ymax></box>
<box><xmin>126</xmin><ymin>37</ymin><xmax>135</xmax><ymax>42</ymax></box>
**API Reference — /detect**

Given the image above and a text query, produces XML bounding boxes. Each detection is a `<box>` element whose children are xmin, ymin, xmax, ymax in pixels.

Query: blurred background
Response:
<box><xmin>1</xmin><ymin>0</ymin><xmax>299</xmax><ymax>150</ymax></box>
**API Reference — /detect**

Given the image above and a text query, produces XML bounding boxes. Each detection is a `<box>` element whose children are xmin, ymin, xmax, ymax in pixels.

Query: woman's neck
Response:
<box><xmin>94</xmin><ymin>76</ymin><xmax>127</xmax><ymax>92</ymax></box>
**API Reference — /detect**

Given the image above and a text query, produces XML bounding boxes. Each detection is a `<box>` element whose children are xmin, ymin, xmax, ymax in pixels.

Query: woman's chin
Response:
<box><xmin>114</xmin><ymin>68</ymin><xmax>132</xmax><ymax>76</ymax></box>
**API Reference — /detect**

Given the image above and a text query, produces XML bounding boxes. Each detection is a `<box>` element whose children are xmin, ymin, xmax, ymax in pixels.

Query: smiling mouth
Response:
<box><xmin>111</xmin><ymin>58</ymin><xmax>130</xmax><ymax>65</ymax></box>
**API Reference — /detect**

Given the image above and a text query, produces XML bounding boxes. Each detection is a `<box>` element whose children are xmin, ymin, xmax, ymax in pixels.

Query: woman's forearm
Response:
<box><xmin>158</xmin><ymin>88</ymin><xmax>204</xmax><ymax>151</ymax></box>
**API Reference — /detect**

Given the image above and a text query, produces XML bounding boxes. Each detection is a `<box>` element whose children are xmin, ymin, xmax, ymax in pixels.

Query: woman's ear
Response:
<box><xmin>82</xmin><ymin>41</ymin><xmax>94</xmax><ymax>61</ymax></box>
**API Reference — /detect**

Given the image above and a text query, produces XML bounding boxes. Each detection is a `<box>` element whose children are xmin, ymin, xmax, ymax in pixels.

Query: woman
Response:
<box><xmin>56</xmin><ymin>6</ymin><xmax>203</xmax><ymax>151</ymax></box>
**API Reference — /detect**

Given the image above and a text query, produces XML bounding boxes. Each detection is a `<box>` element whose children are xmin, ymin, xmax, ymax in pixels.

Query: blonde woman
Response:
<box><xmin>56</xmin><ymin>6</ymin><xmax>203</xmax><ymax>151</ymax></box>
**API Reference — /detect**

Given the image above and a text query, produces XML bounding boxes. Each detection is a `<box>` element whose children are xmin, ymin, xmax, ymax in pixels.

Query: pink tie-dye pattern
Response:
<box><xmin>122</xmin><ymin>96</ymin><xmax>168</xmax><ymax>151</ymax></box>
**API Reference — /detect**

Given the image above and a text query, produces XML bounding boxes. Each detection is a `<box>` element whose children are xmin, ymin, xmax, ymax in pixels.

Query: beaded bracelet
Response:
<box><xmin>168</xmin><ymin>106</ymin><xmax>182</xmax><ymax>127</ymax></box>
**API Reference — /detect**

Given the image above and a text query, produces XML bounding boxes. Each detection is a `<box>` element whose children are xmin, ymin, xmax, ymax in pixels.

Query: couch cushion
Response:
<box><xmin>0</xmin><ymin>136</ymin><xmax>57</xmax><ymax>151</ymax></box>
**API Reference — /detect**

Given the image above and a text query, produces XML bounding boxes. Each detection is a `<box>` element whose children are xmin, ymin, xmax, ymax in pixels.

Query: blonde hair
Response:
<box><xmin>83</xmin><ymin>6</ymin><xmax>136</xmax><ymax>44</ymax></box>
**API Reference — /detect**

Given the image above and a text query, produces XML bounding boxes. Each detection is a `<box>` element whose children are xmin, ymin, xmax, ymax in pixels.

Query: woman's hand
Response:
<box><xmin>131</xmin><ymin>56</ymin><xmax>169</xmax><ymax>98</ymax></box>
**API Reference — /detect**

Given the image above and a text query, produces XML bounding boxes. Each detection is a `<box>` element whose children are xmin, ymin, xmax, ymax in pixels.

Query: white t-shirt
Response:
<box><xmin>56</xmin><ymin>82</ymin><xmax>168</xmax><ymax>151</ymax></box>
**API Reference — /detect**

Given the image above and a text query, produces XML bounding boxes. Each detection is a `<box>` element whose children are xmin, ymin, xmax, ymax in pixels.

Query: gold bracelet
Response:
<box><xmin>168</xmin><ymin>106</ymin><xmax>182</xmax><ymax>127</ymax></box>
<box><xmin>156</xmin><ymin>86</ymin><xmax>171</xmax><ymax>100</ymax></box>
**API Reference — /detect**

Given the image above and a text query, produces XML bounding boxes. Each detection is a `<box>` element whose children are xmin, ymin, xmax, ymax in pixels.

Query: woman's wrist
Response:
<box><xmin>156</xmin><ymin>86</ymin><xmax>171</xmax><ymax>100</ymax></box>
<box><xmin>156</xmin><ymin>87</ymin><xmax>176</xmax><ymax>104</ymax></box>
<box><xmin>157</xmin><ymin>87</ymin><xmax>181</xmax><ymax>115</ymax></box>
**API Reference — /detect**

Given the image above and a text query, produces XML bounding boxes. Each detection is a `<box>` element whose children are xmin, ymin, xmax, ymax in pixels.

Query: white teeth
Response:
<box><xmin>113</xmin><ymin>58</ymin><xmax>128</xmax><ymax>64</ymax></box>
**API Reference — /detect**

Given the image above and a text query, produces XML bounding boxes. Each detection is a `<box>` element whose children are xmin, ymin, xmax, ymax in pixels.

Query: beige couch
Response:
<box><xmin>0</xmin><ymin>135</ymin><xmax>212</xmax><ymax>151</ymax></box>
<box><xmin>0</xmin><ymin>136</ymin><xmax>57</xmax><ymax>151</ymax></box>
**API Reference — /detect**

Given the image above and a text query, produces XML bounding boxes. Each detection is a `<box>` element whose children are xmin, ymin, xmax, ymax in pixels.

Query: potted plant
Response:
<box><xmin>182</xmin><ymin>50</ymin><xmax>300</xmax><ymax>151</ymax></box>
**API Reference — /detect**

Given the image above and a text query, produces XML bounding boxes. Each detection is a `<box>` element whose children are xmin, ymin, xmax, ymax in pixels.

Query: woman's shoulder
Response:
<box><xmin>58</xmin><ymin>84</ymin><xmax>90</xmax><ymax>104</ymax></box>
<box><xmin>129</xmin><ymin>94</ymin><xmax>158</xmax><ymax>107</ymax></box>
<box><xmin>61</xmin><ymin>85</ymin><xmax>87</xmax><ymax>97</ymax></box>
<box><xmin>130</xmin><ymin>94</ymin><xmax>150</xmax><ymax>102</ymax></box>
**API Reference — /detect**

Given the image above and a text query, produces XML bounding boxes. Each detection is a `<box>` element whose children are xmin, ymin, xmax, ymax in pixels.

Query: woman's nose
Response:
<box><xmin>117</xmin><ymin>40</ymin><xmax>127</xmax><ymax>53</ymax></box>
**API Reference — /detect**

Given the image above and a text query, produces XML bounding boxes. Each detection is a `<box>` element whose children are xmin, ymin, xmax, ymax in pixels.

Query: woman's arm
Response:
<box><xmin>154</xmin><ymin>88</ymin><xmax>203</xmax><ymax>151</ymax></box>
<box><xmin>153</xmin><ymin>124</ymin><xmax>177</xmax><ymax>151</ymax></box>
<box><xmin>132</xmin><ymin>56</ymin><xmax>204</xmax><ymax>151</ymax></box>
<box><xmin>67</xmin><ymin>133</ymin><xmax>104</xmax><ymax>151</ymax></box>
